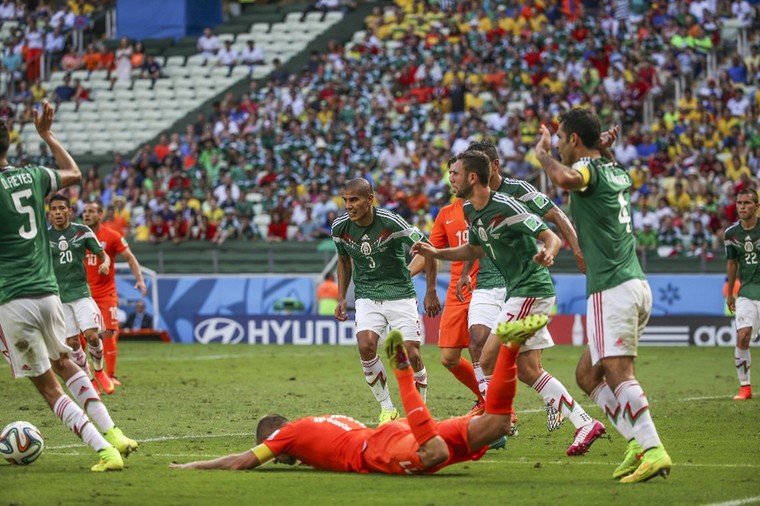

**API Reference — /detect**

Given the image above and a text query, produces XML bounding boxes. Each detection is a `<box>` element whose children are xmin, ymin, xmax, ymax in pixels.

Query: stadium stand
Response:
<box><xmin>0</xmin><ymin>0</ymin><xmax>758</xmax><ymax>274</ymax></box>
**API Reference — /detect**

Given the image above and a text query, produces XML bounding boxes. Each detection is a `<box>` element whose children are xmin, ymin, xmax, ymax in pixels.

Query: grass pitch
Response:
<box><xmin>1</xmin><ymin>344</ymin><xmax>759</xmax><ymax>506</ymax></box>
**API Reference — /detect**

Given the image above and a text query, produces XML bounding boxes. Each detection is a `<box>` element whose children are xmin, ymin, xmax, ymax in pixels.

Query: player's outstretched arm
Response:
<box><xmin>411</xmin><ymin>241</ymin><xmax>483</xmax><ymax>262</ymax></box>
<box><xmin>170</xmin><ymin>450</ymin><xmax>261</xmax><ymax>470</ymax></box>
<box><xmin>120</xmin><ymin>247</ymin><xmax>147</xmax><ymax>296</ymax></box>
<box><xmin>535</xmin><ymin>124</ymin><xmax>585</xmax><ymax>190</ymax></box>
<box><xmin>408</xmin><ymin>253</ymin><xmax>425</xmax><ymax>277</ymax></box>
<box><xmin>34</xmin><ymin>101</ymin><xmax>81</xmax><ymax>188</ymax></box>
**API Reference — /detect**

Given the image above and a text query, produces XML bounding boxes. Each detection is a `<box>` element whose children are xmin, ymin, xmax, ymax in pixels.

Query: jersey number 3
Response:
<box><xmin>12</xmin><ymin>189</ymin><xmax>37</xmax><ymax>239</ymax></box>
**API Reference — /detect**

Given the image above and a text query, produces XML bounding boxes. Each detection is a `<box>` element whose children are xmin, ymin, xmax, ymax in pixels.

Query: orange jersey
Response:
<box><xmin>429</xmin><ymin>200</ymin><xmax>479</xmax><ymax>305</ymax></box>
<box><xmin>262</xmin><ymin>416</ymin><xmax>370</xmax><ymax>472</ymax></box>
<box><xmin>85</xmin><ymin>225</ymin><xmax>129</xmax><ymax>300</ymax></box>
<box><xmin>263</xmin><ymin>414</ymin><xmax>487</xmax><ymax>475</ymax></box>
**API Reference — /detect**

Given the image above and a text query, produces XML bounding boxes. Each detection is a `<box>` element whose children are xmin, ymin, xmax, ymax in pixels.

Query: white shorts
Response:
<box><xmin>0</xmin><ymin>295</ymin><xmax>72</xmax><ymax>378</ymax></box>
<box><xmin>355</xmin><ymin>298</ymin><xmax>421</xmax><ymax>343</ymax></box>
<box><xmin>494</xmin><ymin>296</ymin><xmax>555</xmax><ymax>351</ymax></box>
<box><xmin>62</xmin><ymin>297</ymin><xmax>102</xmax><ymax>338</ymax></box>
<box><xmin>587</xmin><ymin>279</ymin><xmax>652</xmax><ymax>366</ymax></box>
<box><xmin>469</xmin><ymin>287</ymin><xmax>506</xmax><ymax>329</ymax></box>
<box><xmin>735</xmin><ymin>296</ymin><xmax>760</xmax><ymax>338</ymax></box>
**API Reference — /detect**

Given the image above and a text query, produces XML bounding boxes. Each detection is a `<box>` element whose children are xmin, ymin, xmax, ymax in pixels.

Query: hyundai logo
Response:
<box><xmin>194</xmin><ymin>318</ymin><xmax>245</xmax><ymax>344</ymax></box>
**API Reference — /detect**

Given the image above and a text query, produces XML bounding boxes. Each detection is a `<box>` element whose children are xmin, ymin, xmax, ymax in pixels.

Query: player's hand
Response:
<box><xmin>335</xmin><ymin>299</ymin><xmax>348</xmax><ymax>321</ymax></box>
<box><xmin>599</xmin><ymin>124</ymin><xmax>620</xmax><ymax>149</ymax></box>
<box><xmin>727</xmin><ymin>294</ymin><xmax>736</xmax><ymax>314</ymax></box>
<box><xmin>424</xmin><ymin>290</ymin><xmax>441</xmax><ymax>317</ymax></box>
<box><xmin>455</xmin><ymin>273</ymin><xmax>472</xmax><ymax>303</ymax></box>
<box><xmin>533</xmin><ymin>248</ymin><xmax>555</xmax><ymax>267</ymax></box>
<box><xmin>98</xmin><ymin>263</ymin><xmax>110</xmax><ymax>275</ymax></box>
<box><xmin>410</xmin><ymin>241</ymin><xmax>438</xmax><ymax>258</ymax></box>
<box><xmin>535</xmin><ymin>124</ymin><xmax>553</xmax><ymax>156</ymax></box>
<box><xmin>135</xmin><ymin>279</ymin><xmax>147</xmax><ymax>297</ymax></box>
<box><xmin>169</xmin><ymin>462</ymin><xmax>193</xmax><ymax>469</ymax></box>
<box><xmin>573</xmin><ymin>250</ymin><xmax>586</xmax><ymax>274</ymax></box>
<box><xmin>33</xmin><ymin>101</ymin><xmax>55</xmax><ymax>138</ymax></box>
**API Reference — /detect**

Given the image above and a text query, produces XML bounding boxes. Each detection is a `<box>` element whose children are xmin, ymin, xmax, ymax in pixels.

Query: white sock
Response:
<box><xmin>473</xmin><ymin>362</ymin><xmax>487</xmax><ymax>399</ymax></box>
<box><xmin>361</xmin><ymin>356</ymin><xmax>393</xmax><ymax>410</ymax></box>
<box><xmin>88</xmin><ymin>339</ymin><xmax>105</xmax><ymax>371</ymax></box>
<box><xmin>65</xmin><ymin>370</ymin><xmax>115</xmax><ymax>432</ymax></box>
<box><xmin>736</xmin><ymin>347</ymin><xmax>751</xmax><ymax>386</ymax></box>
<box><xmin>414</xmin><ymin>367</ymin><xmax>428</xmax><ymax>403</ymax></box>
<box><xmin>615</xmin><ymin>380</ymin><xmax>661</xmax><ymax>451</ymax></box>
<box><xmin>482</xmin><ymin>374</ymin><xmax>492</xmax><ymax>398</ymax></box>
<box><xmin>70</xmin><ymin>346</ymin><xmax>87</xmax><ymax>368</ymax></box>
<box><xmin>591</xmin><ymin>381</ymin><xmax>634</xmax><ymax>441</ymax></box>
<box><xmin>532</xmin><ymin>372</ymin><xmax>593</xmax><ymax>429</ymax></box>
<box><xmin>53</xmin><ymin>395</ymin><xmax>109</xmax><ymax>452</ymax></box>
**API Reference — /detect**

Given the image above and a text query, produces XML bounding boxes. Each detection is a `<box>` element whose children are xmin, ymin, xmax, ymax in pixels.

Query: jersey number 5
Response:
<box><xmin>12</xmin><ymin>189</ymin><xmax>37</xmax><ymax>239</ymax></box>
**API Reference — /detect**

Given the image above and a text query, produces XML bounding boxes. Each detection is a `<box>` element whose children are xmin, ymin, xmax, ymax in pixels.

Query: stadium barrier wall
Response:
<box><xmin>115</xmin><ymin>274</ymin><xmax>752</xmax><ymax>345</ymax></box>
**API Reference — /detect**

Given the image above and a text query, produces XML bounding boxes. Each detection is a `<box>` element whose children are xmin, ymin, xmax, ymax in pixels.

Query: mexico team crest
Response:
<box><xmin>360</xmin><ymin>242</ymin><xmax>372</xmax><ymax>256</ymax></box>
<box><xmin>58</xmin><ymin>238</ymin><xmax>68</xmax><ymax>251</ymax></box>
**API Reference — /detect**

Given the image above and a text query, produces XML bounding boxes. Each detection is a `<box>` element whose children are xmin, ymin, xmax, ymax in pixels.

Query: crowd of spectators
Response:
<box><xmin>13</xmin><ymin>0</ymin><xmax>760</xmax><ymax>258</ymax></box>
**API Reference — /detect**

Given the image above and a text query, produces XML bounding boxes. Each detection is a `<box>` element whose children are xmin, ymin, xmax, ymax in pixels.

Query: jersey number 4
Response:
<box><xmin>12</xmin><ymin>189</ymin><xmax>37</xmax><ymax>239</ymax></box>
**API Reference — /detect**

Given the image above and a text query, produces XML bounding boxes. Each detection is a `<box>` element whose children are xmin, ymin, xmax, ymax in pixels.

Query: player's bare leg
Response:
<box><xmin>357</xmin><ymin>330</ymin><xmax>397</xmax><ymax>423</ymax></box>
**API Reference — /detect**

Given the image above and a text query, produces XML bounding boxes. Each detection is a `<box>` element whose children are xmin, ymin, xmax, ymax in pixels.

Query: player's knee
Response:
<box><xmin>101</xmin><ymin>330</ymin><xmax>114</xmax><ymax>340</ymax></box>
<box><xmin>439</xmin><ymin>352</ymin><xmax>459</xmax><ymax>370</ymax></box>
<box><xmin>419</xmin><ymin>436</ymin><xmax>449</xmax><ymax>469</ymax></box>
<box><xmin>406</xmin><ymin>344</ymin><xmax>422</xmax><ymax>369</ymax></box>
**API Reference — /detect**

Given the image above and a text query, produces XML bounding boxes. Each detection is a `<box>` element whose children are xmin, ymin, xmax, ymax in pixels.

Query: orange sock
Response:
<box><xmin>448</xmin><ymin>358</ymin><xmax>484</xmax><ymax>402</ymax></box>
<box><xmin>395</xmin><ymin>367</ymin><xmax>439</xmax><ymax>446</ymax></box>
<box><xmin>103</xmin><ymin>335</ymin><xmax>118</xmax><ymax>377</ymax></box>
<box><xmin>484</xmin><ymin>345</ymin><xmax>519</xmax><ymax>416</ymax></box>
<box><xmin>78</xmin><ymin>332</ymin><xmax>87</xmax><ymax>350</ymax></box>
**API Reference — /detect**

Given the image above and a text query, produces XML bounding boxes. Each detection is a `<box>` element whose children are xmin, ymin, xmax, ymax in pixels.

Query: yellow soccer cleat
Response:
<box><xmin>104</xmin><ymin>427</ymin><xmax>138</xmax><ymax>457</ymax></box>
<box><xmin>619</xmin><ymin>445</ymin><xmax>671</xmax><ymax>483</ymax></box>
<box><xmin>91</xmin><ymin>446</ymin><xmax>124</xmax><ymax>472</ymax></box>
<box><xmin>613</xmin><ymin>440</ymin><xmax>644</xmax><ymax>479</ymax></box>
<box><xmin>378</xmin><ymin>407</ymin><xmax>399</xmax><ymax>425</ymax></box>
<box><xmin>495</xmin><ymin>314</ymin><xmax>549</xmax><ymax>346</ymax></box>
<box><xmin>384</xmin><ymin>330</ymin><xmax>410</xmax><ymax>370</ymax></box>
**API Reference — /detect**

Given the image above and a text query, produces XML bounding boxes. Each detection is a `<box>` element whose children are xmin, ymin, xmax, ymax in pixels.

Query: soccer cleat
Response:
<box><xmin>94</xmin><ymin>369</ymin><xmax>115</xmax><ymax>394</ymax></box>
<box><xmin>110</xmin><ymin>376</ymin><xmax>122</xmax><ymax>387</ymax></box>
<box><xmin>508</xmin><ymin>412</ymin><xmax>519</xmax><ymax>437</ymax></box>
<box><xmin>619</xmin><ymin>445</ymin><xmax>672</xmax><ymax>483</ymax></box>
<box><xmin>546</xmin><ymin>403</ymin><xmax>564</xmax><ymax>432</ymax></box>
<box><xmin>104</xmin><ymin>427</ymin><xmax>138</xmax><ymax>457</ymax></box>
<box><xmin>612</xmin><ymin>439</ymin><xmax>644</xmax><ymax>479</ymax></box>
<box><xmin>487</xmin><ymin>435</ymin><xmax>507</xmax><ymax>451</ymax></box>
<box><xmin>495</xmin><ymin>314</ymin><xmax>549</xmax><ymax>346</ymax></box>
<box><xmin>567</xmin><ymin>420</ymin><xmax>606</xmax><ymax>456</ymax></box>
<box><xmin>378</xmin><ymin>407</ymin><xmax>399</xmax><ymax>425</ymax></box>
<box><xmin>733</xmin><ymin>385</ymin><xmax>752</xmax><ymax>400</ymax></box>
<box><xmin>467</xmin><ymin>399</ymin><xmax>485</xmax><ymax>417</ymax></box>
<box><xmin>91</xmin><ymin>446</ymin><xmax>124</xmax><ymax>472</ymax></box>
<box><xmin>384</xmin><ymin>330</ymin><xmax>410</xmax><ymax>370</ymax></box>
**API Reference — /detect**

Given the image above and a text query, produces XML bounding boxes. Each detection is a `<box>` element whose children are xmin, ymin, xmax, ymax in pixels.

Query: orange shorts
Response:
<box><xmin>438</xmin><ymin>303</ymin><xmax>469</xmax><ymax>348</ymax></box>
<box><xmin>94</xmin><ymin>293</ymin><xmax>119</xmax><ymax>331</ymax></box>
<box><xmin>362</xmin><ymin>416</ymin><xmax>484</xmax><ymax>475</ymax></box>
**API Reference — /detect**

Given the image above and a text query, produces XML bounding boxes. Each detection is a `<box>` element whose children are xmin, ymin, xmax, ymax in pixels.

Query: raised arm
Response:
<box><xmin>535</xmin><ymin>124</ymin><xmax>586</xmax><ymax>190</ymax></box>
<box><xmin>34</xmin><ymin>101</ymin><xmax>81</xmax><ymax>189</ymax></box>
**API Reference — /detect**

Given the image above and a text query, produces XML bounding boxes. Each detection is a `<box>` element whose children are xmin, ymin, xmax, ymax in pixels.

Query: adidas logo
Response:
<box><xmin>361</xmin><ymin>234</ymin><xmax>370</xmax><ymax>240</ymax></box>
<box><xmin>79</xmin><ymin>385</ymin><xmax>88</xmax><ymax>395</ymax></box>
<box><xmin>746</xmin><ymin>236</ymin><xmax>752</xmax><ymax>241</ymax></box>
<box><xmin>477</xmin><ymin>219</ymin><xmax>483</xmax><ymax>226</ymax></box>
<box><xmin>22</xmin><ymin>364</ymin><xmax>31</xmax><ymax>371</ymax></box>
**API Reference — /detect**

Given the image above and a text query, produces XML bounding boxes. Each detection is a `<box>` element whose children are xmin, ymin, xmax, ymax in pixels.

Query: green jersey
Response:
<box><xmin>725</xmin><ymin>220</ymin><xmax>760</xmax><ymax>300</ymax></box>
<box><xmin>465</xmin><ymin>192</ymin><xmax>555</xmax><ymax>298</ymax></box>
<box><xmin>49</xmin><ymin>222</ymin><xmax>103</xmax><ymax>303</ymax></box>
<box><xmin>476</xmin><ymin>178</ymin><xmax>556</xmax><ymax>290</ymax></box>
<box><xmin>332</xmin><ymin>208</ymin><xmax>425</xmax><ymax>301</ymax></box>
<box><xmin>0</xmin><ymin>165</ymin><xmax>61</xmax><ymax>305</ymax></box>
<box><xmin>569</xmin><ymin>157</ymin><xmax>644</xmax><ymax>296</ymax></box>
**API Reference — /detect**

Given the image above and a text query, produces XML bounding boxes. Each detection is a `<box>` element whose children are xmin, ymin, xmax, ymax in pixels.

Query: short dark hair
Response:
<box><xmin>467</xmin><ymin>140</ymin><xmax>499</xmax><ymax>163</ymax></box>
<box><xmin>343</xmin><ymin>177</ymin><xmax>372</xmax><ymax>197</ymax></box>
<box><xmin>559</xmin><ymin>108</ymin><xmax>601</xmax><ymax>149</ymax></box>
<box><xmin>256</xmin><ymin>414</ymin><xmax>289</xmax><ymax>444</ymax></box>
<box><xmin>49</xmin><ymin>194</ymin><xmax>70</xmax><ymax>208</ymax></box>
<box><xmin>0</xmin><ymin>121</ymin><xmax>9</xmax><ymax>158</ymax></box>
<box><xmin>457</xmin><ymin>150</ymin><xmax>491</xmax><ymax>185</ymax></box>
<box><xmin>737</xmin><ymin>188</ymin><xmax>759</xmax><ymax>204</ymax></box>
<box><xmin>446</xmin><ymin>156</ymin><xmax>457</xmax><ymax>169</ymax></box>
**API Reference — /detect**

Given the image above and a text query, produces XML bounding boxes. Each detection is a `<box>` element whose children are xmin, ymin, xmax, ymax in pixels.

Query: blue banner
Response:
<box><xmin>115</xmin><ymin>274</ymin><xmax>726</xmax><ymax>343</ymax></box>
<box><xmin>193</xmin><ymin>315</ymin><xmax>355</xmax><ymax>345</ymax></box>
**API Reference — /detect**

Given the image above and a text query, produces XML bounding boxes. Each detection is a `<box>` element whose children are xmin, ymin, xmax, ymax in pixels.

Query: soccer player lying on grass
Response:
<box><xmin>169</xmin><ymin>315</ymin><xmax>548</xmax><ymax>474</ymax></box>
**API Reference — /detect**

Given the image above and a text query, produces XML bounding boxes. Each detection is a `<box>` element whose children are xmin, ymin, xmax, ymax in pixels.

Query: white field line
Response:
<box><xmin>701</xmin><ymin>497</ymin><xmax>760</xmax><ymax>506</ymax></box>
